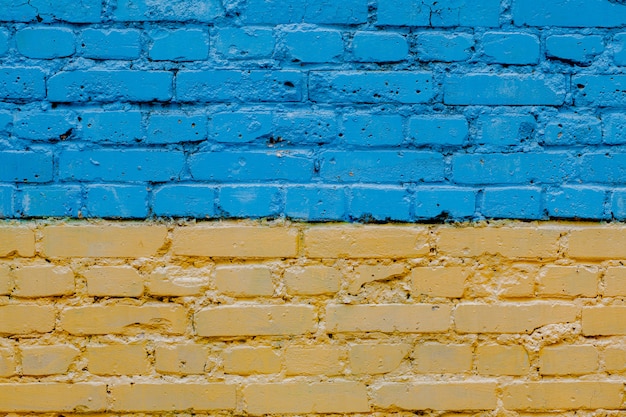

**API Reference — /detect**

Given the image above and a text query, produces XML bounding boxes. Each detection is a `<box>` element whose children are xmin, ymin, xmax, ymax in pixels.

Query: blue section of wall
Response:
<box><xmin>1</xmin><ymin>0</ymin><xmax>625</xmax><ymax>221</ymax></box>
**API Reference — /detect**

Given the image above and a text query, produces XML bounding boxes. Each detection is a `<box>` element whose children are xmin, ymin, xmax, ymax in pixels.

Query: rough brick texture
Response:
<box><xmin>0</xmin><ymin>0</ymin><xmax>624</xmax><ymax>221</ymax></box>
<box><xmin>0</xmin><ymin>220</ymin><xmax>624</xmax><ymax>415</ymax></box>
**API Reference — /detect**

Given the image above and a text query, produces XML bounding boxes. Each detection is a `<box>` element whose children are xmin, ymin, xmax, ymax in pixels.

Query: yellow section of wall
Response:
<box><xmin>0</xmin><ymin>220</ymin><xmax>625</xmax><ymax>415</ymax></box>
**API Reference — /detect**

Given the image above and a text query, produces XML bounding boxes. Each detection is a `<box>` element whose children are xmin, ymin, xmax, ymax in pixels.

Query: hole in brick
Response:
<box><xmin>284</xmin><ymin>81</ymin><xmax>295</xmax><ymax>88</ymax></box>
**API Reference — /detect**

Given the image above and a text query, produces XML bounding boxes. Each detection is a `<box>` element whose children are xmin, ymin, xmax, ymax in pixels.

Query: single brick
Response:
<box><xmin>310</xmin><ymin>71</ymin><xmax>434</xmax><ymax>104</ymax></box>
<box><xmin>513</xmin><ymin>0</ymin><xmax>626</xmax><ymax>27</ymax></box>
<box><xmin>415</xmin><ymin>187</ymin><xmax>477</xmax><ymax>219</ymax></box>
<box><xmin>0</xmin><ymin>265</ymin><xmax>9</xmax><ymax>295</ymax></box>
<box><xmin>350</xmin><ymin>186</ymin><xmax>411</xmax><ymax>221</ymax></box>
<box><xmin>574</xmin><ymin>75</ymin><xmax>626</xmax><ymax>106</ymax></box>
<box><xmin>87</xmin><ymin>344</ymin><xmax>150</xmax><ymax>375</ymax></box>
<box><xmin>568</xmin><ymin>227</ymin><xmax>626</xmax><ymax>259</ymax></box>
<box><xmin>195</xmin><ymin>305</ymin><xmax>316</xmax><ymax>337</ymax></box>
<box><xmin>352</xmin><ymin>31</ymin><xmax>408</xmax><ymax>62</ymax></box>
<box><xmin>547</xmin><ymin>34</ymin><xmax>604</xmax><ymax>64</ymax></box>
<box><xmin>414</xmin><ymin>343</ymin><xmax>472</xmax><ymax>373</ymax></box>
<box><xmin>12</xmin><ymin>265</ymin><xmax>74</xmax><ymax>298</ymax></box>
<box><xmin>146</xmin><ymin>112</ymin><xmax>207</xmax><ymax>144</ymax></box>
<box><xmin>176</xmin><ymin>70</ymin><xmax>303</xmax><ymax>102</ymax></box>
<box><xmin>341</xmin><ymin>113</ymin><xmax>404</xmax><ymax>146</ymax></box>
<box><xmin>214</xmin><ymin>265</ymin><xmax>274</xmax><ymax>297</ymax></box>
<box><xmin>0</xmin><ymin>348</ymin><xmax>15</xmax><ymax>376</ymax></box>
<box><xmin>477</xmin><ymin>114</ymin><xmax>536</xmax><ymax>146</ymax></box>
<box><xmin>243</xmin><ymin>0</ymin><xmax>368</xmax><ymax>24</ymax></box>
<box><xmin>604</xmin><ymin>347</ymin><xmax>626</xmax><ymax>372</ymax></box>
<box><xmin>219</xmin><ymin>185</ymin><xmax>282</xmax><ymax>218</ymax></box>
<box><xmin>42</xmin><ymin>224</ymin><xmax>167</xmax><ymax>257</ymax></box>
<box><xmin>83</xmin><ymin>266</ymin><xmax>143</xmax><ymax>297</ymax></box>
<box><xmin>152</xmin><ymin>185</ymin><xmax>216</xmax><ymax>218</ymax></box>
<box><xmin>614</xmin><ymin>33</ymin><xmax>626</xmax><ymax>66</ymax></box>
<box><xmin>549</xmin><ymin>185</ymin><xmax>605</xmax><ymax>218</ymax></box>
<box><xmin>580</xmin><ymin>153</ymin><xmax>626</xmax><ymax>183</ymax></box>
<box><xmin>109</xmin><ymin>383</ymin><xmax>236</xmax><ymax>412</ymax></box>
<box><xmin>481</xmin><ymin>32</ymin><xmax>539</xmax><ymax>64</ymax></box>
<box><xmin>149</xmin><ymin>29</ymin><xmax>209</xmax><ymax>61</ymax></box>
<box><xmin>445</xmin><ymin>74</ymin><xmax>566</xmax><ymax>105</ymax></box>
<box><xmin>377</xmin><ymin>0</ymin><xmax>500</xmax><ymax>27</ymax></box>
<box><xmin>373</xmin><ymin>382</ymin><xmax>497</xmax><ymax>411</ymax></box>
<box><xmin>21</xmin><ymin>345</ymin><xmax>78</xmax><ymax>375</ymax></box>
<box><xmin>85</xmin><ymin>185</ymin><xmax>149</xmax><ymax>218</ymax></box>
<box><xmin>189</xmin><ymin>151</ymin><xmax>313</xmax><ymax>182</ymax></box>
<box><xmin>544</xmin><ymin>115</ymin><xmax>602</xmax><ymax>145</ymax></box>
<box><xmin>0</xmin><ymin>226</ymin><xmax>35</xmax><ymax>257</ymax></box>
<box><xmin>455</xmin><ymin>303</ymin><xmax>578</xmax><ymax>333</ymax></box>
<box><xmin>284</xmin><ymin>186</ymin><xmax>346</xmax><ymax>221</ymax></box>
<box><xmin>348</xmin><ymin>263</ymin><xmax>406</xmax><ymax>294</ymax></box>
<box><xmin>0</xmin><ymin>305</ymin><xmax>55</xmax><ymax>334</ymax></box>
<box><xmin>223</xmin><ymin>346</ymin><xmax>280</xmax><ymax>375</ymax></box>
<box><xmin>453</xmin><ymin>153</ymin><xmax>569</xmax><ymax>185</ymax></box>
<box><xmin>21</xmin><ymin>185</ymin><xmax>82</xmax><ymax>218</ymax></box>
<box><xmin>16</xmin><ymin>27</ymin><xmax>75</xmax><ymax>58</ymax></box>
<box><xmin>0</xmin><ymin>68</ymin><xmax>46</xmax><ymax>100</ymax></box>
<box><xmin>13</xmin><ymin>110</ymin><xmax>76</xmax><ymax>141</ymax></box>
<box><xmin>408</xmin><ymin>115</ymin><xmax>468</xmax><ymax>146</ymax></box>
<box><xmin>0</xmin><ymin>186</ymin><xmax>12</xmax><ymax>218</ymax></box>
<box><xmin>481</xmin><ymin>187</ymin><xmax>542</xmax><ymax>219</ymax></box>
<box><xmin>214</xmin><ymin>27</ymin><xmax>274</xmax><ymax>59</ymax></box>
<box><xmin>243</xmin><ymin>382</ymin><xmax>369</xmax><ymax>415</ymax></box>
<box><xmin>80</xmin><ymin>29</ymin><xmax>141</xmax><ymax>59</ymax></box>
<box><xmin>319</xmin><ymin>150</ymin><xmax>444</xmax><ymax>183</ymax></box>
<box><xmin>604</xmin><ymin>267</ymin><xmax>626</xmax><ymax>296</ymax></box>
<box><xmin>417</xmin><ymin>32</ymin><xmax>474</xmax><ymax>62</ymax></box>
<box><xmin>0</xmin><ymin>0</ymin><xmax>102</xmax><ymax>23</ymax></box>
<box><xmin>603</xmin><ymin>113</ymin><xmax>626</xmax><ymax>145</ymax></box>
<box><xmin>147</xmin><ymin>267</ymin><xmax>207</xmax><ymax>297</ymax></box>
<box><xmin>48</xmin><ymin>71</ymin><xmax>173</xmax><ymax>102</ymax></box>
<box><xmin>273</xmin><ymin>111</ymin><xmax>337</xmax><ymax>145</ymax></box>
<box><xmin>283</xmin><ymin>29</ymin><xmax>343</xmax><ymax>63</ymax></box>
<box><xmin>583</xmin><ymin>306</ymin><xmax>626</xmax><ymax>335</ymax></box>
<box><xmin>80</xmin><ymin>110</ymin><xmax>143</xmax><ymax>143</ymax></box>
<box><xmin>0</xmin><ymin>29</ymin><xmax>8</xmax><ymax>56</ymax></box>
<box><xmin>502</xmin><ymin>382</ymin><xmax>622</xmax><ymax>410</ymax></box>
<box><xmin>156</xmin><ymin>344</ymin><xmax>210</xmax><ymax>374</ymax></box>
<box><xmin>537</xmin><ymin>265</ymin><xmax>598</xmax><ymax>297</ymax></box>
<box><xmin>411</xmin><ymin>266</ymin><xmax>467</xmax><ymax>298</ymax></box>
<box><xmin>209</xmin><ymin>111</ymin><xmax>273</xmax><ymax>143</ymax></box>
<box><xmin>60</xmin><ymin>304</ymin><xmax>186</xmax><ymax>335</ymax></box>
<box><xmin>326</xmin><ymin>304</ymin><xmax>451</xmax><ymax>333</ymax></box>
<box><xmin>0</xmin><ymin>151</ymin><xmax>53</xmax><ymax>183</ymax></box>
<box><xmin>304</xmin><ymin>225</ymin><xmax>429</xmax><ymax>258</ymax></box>
<box><xmin>493</xmin><ymin>264</ymin><xmax>537</xmax><ymax>298</ymax></box>
<box><xmin>476</xmin><ymin>345</ymin><xmax>529</xmax><ymax>376</ymax></box>
<box><xmin>0</xmin><ymin>383</ymin><xmax>106</xmax><ymax>413</ymax></box>
<box><xmin>539</xmin><ymin>345</ymin><xmax>598</xmax><ymax>375</ymax></box>
<box><xmin>437</xmin><ymin>226</ymin><xmax>561</xmax><ymax>258</ymax></box>
<box><xmin>59</xmin><ymin>149</ymin><xmax>184</xmax><ymax>182</ymax></box>
<box><xmin>172</xmin><ymin>225</ymin><xmax>298</xmax><ymax>258</ymax></box>
<box><xmin>349</xmin><ymin>343</ymin><xmax>410</xmax><ymax>374</ymax></box>
<box><xmin>284</xmin><ymin>265</ymin><xmax>342</xmax><ymax>295</ymax></box>
<box><xmin>113</xmin><ymin>0</ymin><xmax>223</xmax><ymax>22</ymax></box>
<box><xmin>285</xmin><ymin>346</ymin><xmax>343</xmax><ymax>375</ymax></box>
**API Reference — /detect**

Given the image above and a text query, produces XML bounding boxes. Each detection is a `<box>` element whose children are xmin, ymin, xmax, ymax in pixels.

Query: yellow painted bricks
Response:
<box><xmin>2</xmin><ymin>221</ymin><xmax>626</xmax><ymax>414</ymax></box>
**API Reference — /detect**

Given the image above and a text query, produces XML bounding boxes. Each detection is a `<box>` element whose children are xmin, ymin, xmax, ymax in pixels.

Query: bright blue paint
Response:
<box><xmin>86</xmin><ymin>185</ymin><xmax>148</xmax><ymax>218</ymax></box>
<box><xmin>482</xmin><ymin>187</ymin><xmax>542</xmax><ymax>219</ymax></box>
<box><xmin>80</xmin><ymin>29</ymin><xmax>141</xmax><ymax>60</ymax></box>
<box><xmin>219</xmin><ymin>186</ymin><xmax>282</xmax><ymax>218</ymax></box>
<box><xmin>547</xmin><ymin>187</ymin><xmax>607</xmax><ymax>219</ymax></box>
<box><xmin>1</xmin><ymin>0</ymin><xmax>626</xmax><ymax>221</ymax></box>
<box><xmin>153</xmin><ymin>185</ymin><xmax>215</xmax><ymax>218</ymax></box>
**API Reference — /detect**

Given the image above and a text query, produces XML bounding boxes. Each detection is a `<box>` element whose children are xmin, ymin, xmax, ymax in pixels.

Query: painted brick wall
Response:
<box><xmin>1</xmin><ymin>0</ymin><xmax>626</xmax><ymax>220</ymax></box>
<box><xmin>2</xmin><ymin>221</ymin><xmax>626</xmax><ymax>415</ymax></box>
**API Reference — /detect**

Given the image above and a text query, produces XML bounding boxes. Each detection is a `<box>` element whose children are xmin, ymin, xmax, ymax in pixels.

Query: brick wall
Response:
<box><xmin>1</xmin><ymin>0</ymin><xmax>626</xmax><ymax>220</ymax></box>
<box><xmin>1</xmin><ymin>221</ymin><xmax>626</xmax><ymax>414</ymax></box>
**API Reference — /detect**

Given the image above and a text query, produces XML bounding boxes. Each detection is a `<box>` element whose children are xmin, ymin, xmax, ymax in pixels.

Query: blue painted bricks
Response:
<box><xmin>1</xmin><ymin>0</ymin><xmax>626</xmax><ymax>221</ymax></box>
